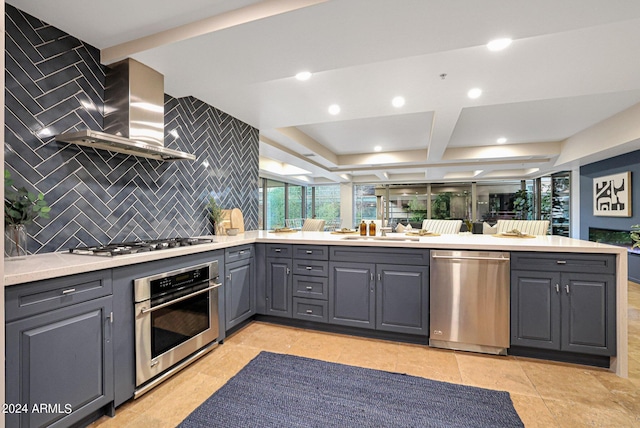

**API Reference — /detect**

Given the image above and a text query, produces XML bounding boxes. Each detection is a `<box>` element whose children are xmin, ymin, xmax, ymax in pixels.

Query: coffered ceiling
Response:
<box><xmin>9</xmin><ymin>0</ymin><xmax>640</xmax><ymax>184</ymax></box>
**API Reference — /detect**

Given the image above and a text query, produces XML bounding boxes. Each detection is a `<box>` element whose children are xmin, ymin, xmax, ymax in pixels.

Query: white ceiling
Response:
<box><xmin>9</xmin><ymin>0</ymin><xmax>640</xmax><ymax>184</ymax></box>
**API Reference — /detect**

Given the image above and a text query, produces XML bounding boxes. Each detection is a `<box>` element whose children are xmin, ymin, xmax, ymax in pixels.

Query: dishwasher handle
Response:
<box><xmin>431</xmin><ymin>254</ymin><xmax>509</xmax><ymax>261</ymax></box>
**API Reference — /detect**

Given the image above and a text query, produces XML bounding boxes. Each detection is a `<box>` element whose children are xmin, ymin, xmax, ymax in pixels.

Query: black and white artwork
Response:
<box><xmin>593</xmin><ymin>171</ymin><xmax>632</xmax><ymax>217</ymax></box>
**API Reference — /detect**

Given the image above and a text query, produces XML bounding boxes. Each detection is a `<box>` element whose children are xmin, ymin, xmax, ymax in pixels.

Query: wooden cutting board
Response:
<box><xmin>230</xmin><ymin>208</ymin><xmax>245</xmax><ymax>232</ymax></box>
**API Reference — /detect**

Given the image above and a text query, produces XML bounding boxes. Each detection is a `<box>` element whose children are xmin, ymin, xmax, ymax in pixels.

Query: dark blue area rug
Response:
<box><xmin>179</xmin><ymin>351</ymin><xmax>524</xmax><ymax>427</ymax></box>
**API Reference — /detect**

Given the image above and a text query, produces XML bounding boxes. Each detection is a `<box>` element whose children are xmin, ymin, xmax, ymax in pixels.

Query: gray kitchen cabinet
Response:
<box><xmin>5</xmin><ymin>271</ymin><xmax>114</xmax><ymax>428</ymax></box>
<box><xmin>328</xmin><ymin>247</ymin><xmax>430</xmax><ymax>334</ymax></box>
<box><xmin>266</xmin><ymin>257</ymin><xmax>293</xmax><ymax>317</ymax></box>
<box><xmin>329</xmin><ymin>261</ymin><xmax>376</xmax><ymax>329</ymax></box>
<box><xmin>225</xmin><ymin>246</ymin><xmax>255</xmax><ymax>330</ymax></box>
<box><xmin>376</xmin><ymin>264</ymin><xmax>429</xmax><ymax>335</ymax></box>
<box><xmin>292</xmin><ymin>245</ymin><xmax>329</xmax><ymax>323</ymax></box>
<box><xmin>511</xmin><ymin>252</ymin><xmax>616</xmax><ymax>356</ymax></box>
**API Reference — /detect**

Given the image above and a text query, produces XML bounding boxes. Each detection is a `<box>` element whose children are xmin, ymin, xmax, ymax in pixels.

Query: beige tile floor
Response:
<box><xmin>92</xmin><ymin>282</ymin><xmax>640</xmax><ymax>428</ymax></box>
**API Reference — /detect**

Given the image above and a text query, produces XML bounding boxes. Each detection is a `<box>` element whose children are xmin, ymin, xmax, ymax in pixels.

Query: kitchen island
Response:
<box><xmin>3</xmin><ymin>230</ymin><xmax>628</xmax><ymax>426</ymax></box>
<box><xmin>4</xmin><ymin>230</ymin><xmax>628</xmax><ymax>378</ymax></box>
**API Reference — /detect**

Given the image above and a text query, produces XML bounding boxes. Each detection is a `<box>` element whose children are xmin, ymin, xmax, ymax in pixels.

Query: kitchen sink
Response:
<box><xmin>341</xmin><ymin>236</ymin><xmax>421</xmax><ymax>242</ymax></box>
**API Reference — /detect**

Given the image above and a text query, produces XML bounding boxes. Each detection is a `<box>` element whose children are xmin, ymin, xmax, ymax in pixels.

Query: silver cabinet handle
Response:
<box><xmin>370</xmin><ymin>273</ymin><xmax>374</xmax><ymax>281</ymax></box>
<box><xmin>555</xmin><ymin>284</ymin><xmax>560</xmax><ymax>293</ymax></box>
<box><xmin>306</xmin><ymin>250</ymin><xmax>313</xmax><ymax>254</ymax></box>
<box><xmin>306</xmin><ymin>266</ymin><xmax>313</xmax><ymax>270</ymax></box>
<box><xmin>275</xmin><ymin>248</ymin><xmax>281</xmax><ymax>252</ymax></box>
<box><xmin>226</xmin><ymin>274</ymin><xmax>232</xmax><ymax>281</ymax></box>
<box><xmin>62</xmin><ymin>288</ymin><xmax>76</xmax><ymax>295</ymax></box>
<box><xmin>306</xmin><ymin>286</ymin><xmax>313</xmax><ymax>290</ymax></box>
<box><xmin>377</xmin><ymin>273</ymin><xmax>381</xmax><ymax>281</ymax></box>
<box><xmin>239</xmin><ymin>250</ymin><xmax>245</xmax><ymax>255</ymax></box>
<box><xmin>565</xmin><ymin>284</ymin><xmax>570</xmax><ymax>294</ymax></box>
<box><xmin>286</xmin><ymin>268</ymin><xmax>290</xmax><ymax>275</ymax></box>
<box><xmin>432</xmin><ymin>255</ymin><xmax>509</xmax><ymax>261</ymax></box>
<box><xmin>306</xmin><ymin>309</ymin><xmax>313</xmax><ymax>314</ymax></box>
<box><xmin>141</xmin><ymin>282</ymin><xmax>221</xmax><ymax>314</ymax></box>
<box><xmin>557</xmin><ymin>260</ymin><xmax>567</xmax><ymax>264</ymax></box>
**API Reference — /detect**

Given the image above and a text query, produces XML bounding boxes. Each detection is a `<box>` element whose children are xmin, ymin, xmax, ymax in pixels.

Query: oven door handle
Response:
<box><xmin>140</xmin><ymin>282</ymin><xmax>221</xmax><ymax>314</ymax></box>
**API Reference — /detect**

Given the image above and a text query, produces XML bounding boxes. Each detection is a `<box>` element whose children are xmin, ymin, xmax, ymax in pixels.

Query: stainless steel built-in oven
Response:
<box><xmin>134</xmin><ymin>261</ymin><xmax>220</xmax><ymax>397</ymax></box>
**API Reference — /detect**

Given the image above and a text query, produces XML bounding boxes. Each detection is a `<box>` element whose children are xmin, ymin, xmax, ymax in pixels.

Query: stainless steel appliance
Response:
<box><xmin>134</xmin><ymin>261</ymin><xmax>221</xmax><ymax>397</ymax></box>
<box><xmin>429</xmin><ymin>250</ymin><xmax>510</xmax><ymax>355</ymax></box>
<box><xmin>69</xmin><ymin>237</ymin><xmax>213</xmax><ymax>256</ymax></box>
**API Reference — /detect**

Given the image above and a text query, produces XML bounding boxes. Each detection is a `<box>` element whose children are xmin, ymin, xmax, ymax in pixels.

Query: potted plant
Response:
<box><xmin>4</xmin><ymin>170</ymin><xmax>51</xmax><ymax>257</ymax></box>
<box><xmin>631</xmin><ymin>224</ymin><xmax>640</xmax><ymax>250</ymax></box>
<box><xmin>206</xmin><ymin>196</ymin><xmax>224</xmax><ymax>235</ymax></box>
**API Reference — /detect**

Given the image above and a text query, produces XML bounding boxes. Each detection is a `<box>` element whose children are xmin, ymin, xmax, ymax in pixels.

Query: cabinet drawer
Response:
<box><xmin>330</xmin><ymin>246</ymin><xmax>430</xmax><ymax>266</ymax></box>
<box><xmin>293</xmin><ymin>275</ymin><xmax>328</xmax><ymax>299</ymax></box>
<box><xmin>225</xmin><ymin>245</ymin><xmax>253</xmax><ymax>263</ymax></box>
<box><xmin>265</xmin><ymin>244</ymin><xmax>292</xmax><ymax>258</ymax></box>
<box><xmin>292</xmin><ymin>260</ymin><xmax>328</xmax><ymax>277</ymax></box>
<box><xmin>293</xmin><ymin>297</ymin><xmax>328</xmax><ymax>323</ymax></box>
<box><xmin>511</xmin><ymin>252</ymin><xmax>616</xmax><ymax>274</ymax></box>
<box><xmin>5</xmin><ymin>270</ymin><xmax>112</xmax><ymax>322</ymax></box>
<box><xmin>293</xmin><ymin>245</ymin><xmax>329</xmax><ymax>260</ymax></box>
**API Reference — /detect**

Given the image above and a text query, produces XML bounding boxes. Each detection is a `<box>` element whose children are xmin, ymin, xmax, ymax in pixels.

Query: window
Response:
<box><xmin>266</xmin><ymin>180</ymin><xmax>285</xmax><ymax>229</ymax></box>
<box><xmin>313</xmin><ymin>185</ymin><xmax>340</xmax><ymax>224</ymax></box>
<box><xmin>354</xmin><ymin>184</ymin><xmax>376</xmax><ymax>223</ymax></box>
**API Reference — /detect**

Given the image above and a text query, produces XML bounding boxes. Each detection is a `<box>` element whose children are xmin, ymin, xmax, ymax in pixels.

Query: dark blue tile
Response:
<box><xmin>5</xmin><ymin>5</ymin><xmax>44</xmax><ymax>46</ymax></box>
<box><xmin>35</xmin><ymin>80</ymin><xmax>81</xmax><ymax>110</ymax></box>
<box><xmin>35</xmin><ymin>99</ymin><xmax>81</xmax><ymax>127</ymax></box>
<box><xmin>36</xmin><ymin>35</ymin><xmax>82</xmax><ymax>59</ymax></box>
<box><xmin>35</xmin><ymin>66</ymin><xmax>81</xmax><ymax>92</ymax></box>
<box><xmin>36</xmin><ymin>50</ymin><xmax>81</xmax><ymax>76</ymax></box>
<box><xmin>5</xmin><ymin>51</ymin><xmax>45</xmax><ymax>97</ymax></box>
<box><xmin>5</xmin><ymin>22</ymin><xmax>44</xmax><ymax>64</ymax></box>
<box><xmin>36</xmin><ymin>24</ymin><xmax>69</xmax><ymax>43</ymax></box>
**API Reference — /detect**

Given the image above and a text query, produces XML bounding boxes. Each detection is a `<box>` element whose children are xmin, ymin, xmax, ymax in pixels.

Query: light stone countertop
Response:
<box><xmin>4</xmin><ymin>230</ymin><xmax>625</xmax><ymax>287</ymax></box>
<box><xmin>2</xmin><ymin>230</ymin><xmax>629</xmax><ymax>378</ymax></box>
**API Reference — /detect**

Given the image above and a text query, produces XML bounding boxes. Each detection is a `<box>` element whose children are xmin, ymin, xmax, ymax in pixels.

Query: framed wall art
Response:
<box><xmin>593</xmin><ymin>171</ymin><xmax>632</xmax><ymax>217</ymax></box>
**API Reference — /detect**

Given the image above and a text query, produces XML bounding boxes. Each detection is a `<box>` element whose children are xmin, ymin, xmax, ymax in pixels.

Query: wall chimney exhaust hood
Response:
<box><xmin>56</xmin><ymin>59</ymin><xmax>196</xmax><ymax>161</ymax></box>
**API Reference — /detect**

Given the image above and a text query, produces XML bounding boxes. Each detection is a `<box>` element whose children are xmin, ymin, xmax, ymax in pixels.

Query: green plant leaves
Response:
<box><xmin>4</xmin><ymin>171</ymin><xmax>51</xmax><ymax>226</ymax></box>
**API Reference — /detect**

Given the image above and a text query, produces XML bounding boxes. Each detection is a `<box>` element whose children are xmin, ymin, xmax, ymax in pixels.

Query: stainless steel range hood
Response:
<box><xmin>56</xmin><ymin>59</ymin><xmax>195</xmax><ymax>161</ymax></box>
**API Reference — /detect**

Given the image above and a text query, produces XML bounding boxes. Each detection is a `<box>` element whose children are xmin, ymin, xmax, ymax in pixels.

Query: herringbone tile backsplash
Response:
<box><xmin>4</xmin><ymin>5</ymin><xmax>259</xmax><ymax>254</ymax></box>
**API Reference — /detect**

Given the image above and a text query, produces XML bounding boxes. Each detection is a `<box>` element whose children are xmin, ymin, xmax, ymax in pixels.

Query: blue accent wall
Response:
<box><xmin>580</xmin><ymin>150</ymin><xmax>640</xmax><ymax>282</ymax></box>
<box><xmin>4</xmin><ymin>5</ymin><xmax>259</xmax><ymax>254</ymax></box>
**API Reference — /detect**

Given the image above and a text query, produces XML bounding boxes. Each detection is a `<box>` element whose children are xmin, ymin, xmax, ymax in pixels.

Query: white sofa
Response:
<box><xmin>421</xmin><ymin>219</ymin><xmax>463</xmax><ymax>234</ymax></box>
<box><xmin>495</xmin><ymin>220</ymin><xmax>550</xmax><ymax>235</ymax></box>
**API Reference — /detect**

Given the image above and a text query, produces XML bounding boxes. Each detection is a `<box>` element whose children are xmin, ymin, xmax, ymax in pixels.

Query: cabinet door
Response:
<box><xmin>225</xmin><ymin>259</ymin><xmax>255</xmax><ymax>329</ymax></box>
<box><xmin>266</xmin><ymin>258</ymin><xmax>292</xmax><ymax>317</ymax></box>
<box><xmin>561</xmin><ymin>273</ymin><xmax>616</xmax><ymax>355</ymax></box>
<box><xmin>376</xmin><ymin>264</ymin><xmax>429</xmax><ymax>335</ymax></box>
<box><xmin>329</xmin><ymin>262</ymin><xmax>375</xmax><ymax>329</ymax></box>
<box><xmin>510</xmin><ymin>270</ymin><xmax>561</xmax><ymax>350</ymax></box>
<box><xmin>6</xmin><ymin>296</ymin><xmax>114</xmax><ymax>428</ymax></box>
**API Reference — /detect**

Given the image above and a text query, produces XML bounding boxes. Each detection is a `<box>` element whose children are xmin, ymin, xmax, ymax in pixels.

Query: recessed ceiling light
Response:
<box><xmin>295</xmin><ymin>71</ymin><xmax>312</xmax><ymax>81</ymax></box>
<box><xmin>374</xmin><ymin>145</ymin><xmax>382</xmax><ymax>152</ymax></box>
<box><xmin>391</xmin><ymin>96</ymin><xmax>405</xmax><ymax>108</ymax></box>
<box><xmin>328</xmin><ymin>104</ymin><xmax>341</xmax><ymax>115</ymax></box>
<box><xmin>497</xmin><ymin>137</ymin><xmax>507</xmax><ymax>144</ymax></box>
<box><xmin>467</xmin><ymin>88</ymin><xmax>482</xmax><ymax>99</ymax></box>
<box><xmin>487</xmin><ymin>38</ymin><xmax>512</xmax><ymax>52</ymax></box>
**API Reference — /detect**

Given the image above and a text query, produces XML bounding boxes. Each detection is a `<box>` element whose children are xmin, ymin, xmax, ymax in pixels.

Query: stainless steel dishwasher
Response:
<box><xmin>429</xmin><ymin>250</ymin><xmax>510</xmax><ymax>355</ymax></box>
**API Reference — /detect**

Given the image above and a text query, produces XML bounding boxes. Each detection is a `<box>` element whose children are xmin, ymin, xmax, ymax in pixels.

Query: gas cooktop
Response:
<box><xmin>69</xmin><ymin>237</ymin><xmax>214</xmax><ymax>257</ymax></box>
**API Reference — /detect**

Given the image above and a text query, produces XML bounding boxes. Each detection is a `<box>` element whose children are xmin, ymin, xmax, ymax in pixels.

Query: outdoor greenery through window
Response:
<box><xmin>260</xmin><ymin>178</ymin><xmax>340</xmax><ymax>230</ymax></box>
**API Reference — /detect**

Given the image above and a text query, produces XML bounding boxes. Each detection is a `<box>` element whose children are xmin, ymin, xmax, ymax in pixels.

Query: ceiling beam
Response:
<box><xmin>101</xmin><ymin>0</ymin><xmax>329</xmax><ymax>64</ymax></box>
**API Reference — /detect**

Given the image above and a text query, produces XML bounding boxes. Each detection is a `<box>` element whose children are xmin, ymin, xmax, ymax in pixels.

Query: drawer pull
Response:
<box><xmin>306</xmin><ymin>250</ymin><xmax>313</xmax><ymax>254</ymax></box>
<box><xmin>239</xmin><ymin>250</ymin><xmax>245</xmax><ymax>255</ymax></box>
<box><xmin>557</xmin><ymin>260</ymin><xmax>567</xmax><ymax>264</ymax></box>
<box><xmin>306</xmin><ymin>286</ymin><xmax>313</xmax><ymax>290</ymax></box>
<box><xmin>274</xmin><ymin>248</ymin><xmax>281</xmax><ymax>252</ymax></box>
<box><xmin>306</xmin><ymin>266</ymin><xmax>313</xmax><ymax>270</ymax></box>
<box><xmin>306</xmin><ymin>309</ymin><xmax>313</xmax><ymax>314</ymax></box>
<box><xmin>62</xmin><ymin>288</ymin><xmax>76</xmax><ymax>295</ymax></box>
